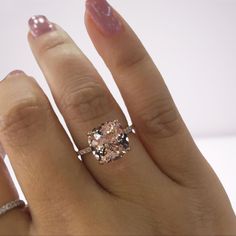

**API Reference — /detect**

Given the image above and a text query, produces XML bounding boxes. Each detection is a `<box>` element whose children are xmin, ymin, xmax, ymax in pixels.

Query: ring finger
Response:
<box><xmin>27</xmin><ymin>16</ymin><xmax>169</xmax><ymax>196</ymax></box>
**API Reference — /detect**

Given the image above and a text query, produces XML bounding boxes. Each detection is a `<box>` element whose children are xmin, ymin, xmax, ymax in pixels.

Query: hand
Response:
<box><xmin>0</xmin><ymin>0</ymin><xmax>235</xmax><ymax>235</ymax></box>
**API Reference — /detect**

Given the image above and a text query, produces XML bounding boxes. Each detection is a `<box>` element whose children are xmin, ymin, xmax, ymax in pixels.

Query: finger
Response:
<box><xmin>27</xmin><ymin>15</ymin><xmax>169</xmax><ymax>197</ymax></box>
<box><xmin>0</xmin><ymin>153</ymin><xmax>18</xmax><ymax>209</ymax></box>
<box><xmin>0</xmin><ymin>72</ymin><xmax>100</xmax><ymax>223</ymax></box>
<box><xmin>84</xmin><ymin>0</ymin><xmax>207</xmax><ymax>185</ymax></box>
<box><xmin>0</xmin><ymin>154</ymin><xmax>30</xmax><ymax>235</ymax></box>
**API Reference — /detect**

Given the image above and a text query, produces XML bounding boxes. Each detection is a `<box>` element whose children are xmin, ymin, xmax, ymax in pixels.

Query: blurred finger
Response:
<box><xmin>0</xmin><ymin>72</ymin><xmax>100</xmax><ymax>224</ymax></box>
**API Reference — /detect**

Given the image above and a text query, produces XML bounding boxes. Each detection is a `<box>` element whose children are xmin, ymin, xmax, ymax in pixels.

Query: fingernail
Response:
<box><xmin>28</xmin><ymin>15</ymin><xmax>55</xmax><ymax>37</ymax></box>
<box><xmin>8</xmin><ymin>70</ymin><xmax>25</xmax><ymax>76</ymax></box>
<box><xmin>0</xmin><ymin>143</ymin><xmax>6</xmax><ymax>160</ymax></box>
<box><xmin>86</xmin><ymin>0</ymin><xmax>122</xmax><ymax>35</ymax></box>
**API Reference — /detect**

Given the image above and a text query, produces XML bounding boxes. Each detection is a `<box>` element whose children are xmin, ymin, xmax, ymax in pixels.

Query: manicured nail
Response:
<box><xmin>8</xmin><ymin>70</ymin><xmax>24</xmax><ymax>76</ymax></box>
<box><xmin>0</xmin><ymin>143</ymin><xmax>6</xmax><ymax>160</ymax></box>
<box><xmin>86</xmin><ymin>0</ymin><xmax>122</xmax><ymax>35</ymax></box>
<box><xmin>28</xmin><ymin>15</ymin><xmax>55</xmax><ymax>37</ymax></box>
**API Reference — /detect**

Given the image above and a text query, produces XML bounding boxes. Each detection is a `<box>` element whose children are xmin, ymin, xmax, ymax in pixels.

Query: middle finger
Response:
<box><xmin>27</xmin><ymin>15</ymin><xmax>167</xmax><ymax>196</ymax></box>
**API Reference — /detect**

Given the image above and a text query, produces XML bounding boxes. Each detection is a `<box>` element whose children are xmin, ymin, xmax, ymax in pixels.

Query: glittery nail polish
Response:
<box><xmin>28</xmin><ymin>15</ymin><xmax>55</xmax><ymax>37</ymax></box>
<box><xmin>86</xmin><ymin>0</ymin><xmax>122</xmax><ymax>35</ymax></box>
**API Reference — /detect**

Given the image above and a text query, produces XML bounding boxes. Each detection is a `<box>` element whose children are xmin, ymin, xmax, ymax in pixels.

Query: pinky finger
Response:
<box><xmin>0</xmin><ymin>153</ymin><xmax>30</xmax><ymax>235</ymax></box>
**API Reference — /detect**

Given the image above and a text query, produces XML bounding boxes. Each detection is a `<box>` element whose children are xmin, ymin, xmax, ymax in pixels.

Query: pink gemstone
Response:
<box><xmin>88</xmin><ymin>120</ymin><xmax>130</xmax><ymax>164</ymax></box>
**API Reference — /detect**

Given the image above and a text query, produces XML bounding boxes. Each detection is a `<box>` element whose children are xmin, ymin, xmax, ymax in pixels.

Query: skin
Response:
<box><xmin>0</xmin><ymin>5</ymin><xmax>235</xmax><ymax>236</ymax></box>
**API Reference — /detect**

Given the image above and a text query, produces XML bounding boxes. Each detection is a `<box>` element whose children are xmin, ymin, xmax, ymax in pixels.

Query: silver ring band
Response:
<box><xmin>0</xmin><ymin>200</ymin><xmax>25</xmax><ymax>217</ymax></box>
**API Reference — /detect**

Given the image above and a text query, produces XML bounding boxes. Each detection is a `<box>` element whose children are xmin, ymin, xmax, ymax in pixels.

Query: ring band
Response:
<box><xmin>0</xmin><ymin>200</ymin><xmax>25</xmax><ymax>217</ymax></box>
<box><xmin>77</xmin><ymin>120</ymin><xmax>135</xmax><ymax>164</ymax></box>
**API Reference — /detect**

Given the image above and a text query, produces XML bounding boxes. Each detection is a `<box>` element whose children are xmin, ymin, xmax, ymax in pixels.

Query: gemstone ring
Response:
<box><xmin>77</xmin><ymin>120</ymin><xmax>135</xmax><ymax>164</ymax></box>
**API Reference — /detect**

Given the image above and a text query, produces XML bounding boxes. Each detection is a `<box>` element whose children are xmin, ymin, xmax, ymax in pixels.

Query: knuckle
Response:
<box><xmin>37</xmin><ymin>30</ymin><xmax>69</xmax><ymax>57</ymax></box>
<box><xmin>0</xmin><ymin>96</ymin><xmax>50</xmax><ymax>146</ymax></box>
<box><xmin>37</xmin><ymin>32</ymin><xmax>92</xmax><ymax>78</ymax></box>
<box><xmin>115</xmin><ymin>51</ymin><xmax>148</xmax><ymax>75</ymax></box>
<box><xmin>60</xmin><ymin>77</ymin><xmax>111</xmax><ymax>123</ymax></box>
<box><xmin>138</xmin><ymin>96</ymin><xmax>181</xmax><ymax>138</ymax></box>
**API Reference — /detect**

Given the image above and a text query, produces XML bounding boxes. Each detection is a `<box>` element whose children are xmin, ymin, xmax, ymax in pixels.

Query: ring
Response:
<box><xmin>77</xmin><ymin>120</ymin><xmax>135</xmax><ymax>164</ymax></box>
<box><xmin>0</xmin><ymin>199</ymin><xmax>25</xmax><ymax>217</ymax></box>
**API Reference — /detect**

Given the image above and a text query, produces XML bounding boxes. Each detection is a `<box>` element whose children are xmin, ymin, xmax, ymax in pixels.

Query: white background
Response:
<box><xmin>1</xmin><ymin>0</ymin><xmax>236</xmax><ymax>213</ymax></box>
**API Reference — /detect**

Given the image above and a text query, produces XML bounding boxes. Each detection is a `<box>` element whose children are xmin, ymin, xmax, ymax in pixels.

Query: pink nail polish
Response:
<box><xmin>28</xmin><ymin>15</ymin><xmax>55</xmax><ymax>37</ymax></box>
<box><xmin>0</xmin><ymin>143</ymin><xmax>6</xmax><ymax>160</ymax></box>
<box><xmin>8</xmin><ymin>70</ymin><xmax>24</xmax><ymax>76</ymax></box>
<box><xmin>86</xmin><ymin>0</ymin><xmax>122</xmax><ymax>35</ymax></box>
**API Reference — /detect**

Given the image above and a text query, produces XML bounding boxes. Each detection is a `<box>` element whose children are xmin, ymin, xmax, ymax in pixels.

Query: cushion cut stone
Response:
<box><xmin>88</xmin><ymin>120</ymin><xmax>130</xmax><ymax>164</ymax></box>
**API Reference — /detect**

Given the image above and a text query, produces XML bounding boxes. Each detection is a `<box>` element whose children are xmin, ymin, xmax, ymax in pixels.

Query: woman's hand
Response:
<box><xmin>0</xmin><ymin>0</ymin><xmax>235</xmax><ymax>235</ymax></box>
